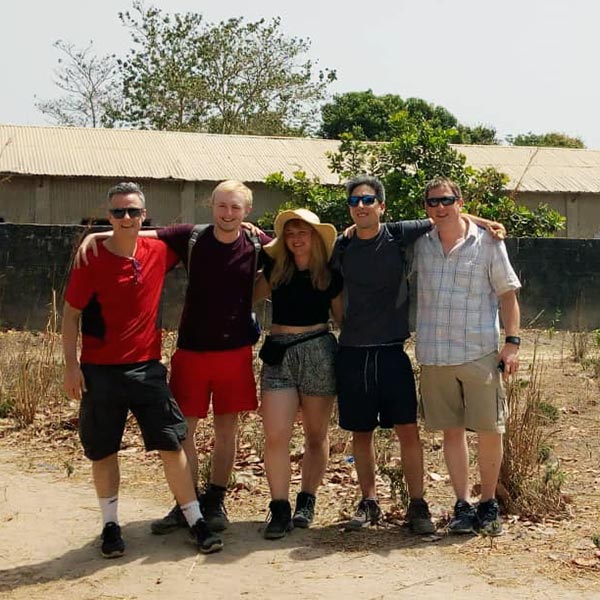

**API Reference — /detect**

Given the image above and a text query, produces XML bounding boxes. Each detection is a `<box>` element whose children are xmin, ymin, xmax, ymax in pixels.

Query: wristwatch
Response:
<box><xmin>505</xmin><ymin>335</ymin><xmax>521</xmax><ymax>346</ymax></box>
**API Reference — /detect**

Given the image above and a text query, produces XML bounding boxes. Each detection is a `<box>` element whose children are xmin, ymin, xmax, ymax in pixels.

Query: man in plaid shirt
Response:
<box><xmin>414</xmin><ymin>176</ymin><xmax>521</xmax><ymax>537</ymax></box>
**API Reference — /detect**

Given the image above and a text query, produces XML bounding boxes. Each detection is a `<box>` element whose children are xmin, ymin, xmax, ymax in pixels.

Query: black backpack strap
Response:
<box><xmin>187</xmin><ymin>224</ymin><xmax>210</xmax><ymax>274</ymax></box>
<box><xmin>244</xmin><ymin>229</ymin><xmax>262</xmax><ymax>297</ymax></box>
<box><xmin>334</xmin><ymin>235</ymin><xmax>351</xmax><ymax>275</ymax></box>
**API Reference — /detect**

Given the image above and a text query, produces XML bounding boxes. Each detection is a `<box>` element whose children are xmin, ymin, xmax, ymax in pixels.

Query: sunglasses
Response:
<box><xmin>347</xmin><ymin>194</ymin><xmax>379</xmax><ymax>207</ymax></box>
<box><xmin>109</xmin><ymin>207</ymin><xmax>144</xmax><ymax>219</ymax></box>
<box><xmin>425</xmin><ymin>195</ymin><xmax>459</xmax><ymax>208</ymax></box>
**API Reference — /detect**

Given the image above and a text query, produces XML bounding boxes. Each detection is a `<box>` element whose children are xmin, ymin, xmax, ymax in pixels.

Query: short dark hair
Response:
<box><xmin>423</xmin><ymin>176</ymin><xmax>461</xmax><ymax>201</ymax></box>
<box><xmin>345</xmin><ymin>175</ymin><xmax>386</xmax><ymax>203</ymax></box>
<box><xmin>107</xmin><ymin>182</ymin><xmax>146</xmax><ymax>206</ymax></box>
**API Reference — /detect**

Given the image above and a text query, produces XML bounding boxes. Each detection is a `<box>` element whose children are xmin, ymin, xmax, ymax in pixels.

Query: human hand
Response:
<box><xmin>497</xmin><ymin>344</ymin><xmax>519</xmax><ymax>380</ymax></box>
<box><xmin>64</xmin><ymin>364</ymin><xmax>87</xmax><ymax>400</ymax></box>
<box><xmin>343</xmin><ymin>224</ymin><xmax>356</xmax><ymax>238</ymax></box>
<box><xmin>241</xmin><ymin>222</ymin><xmax>264</xmax><ymax>237</ymax></box>
<box><xmin>74</xmin><ymin>233</ymin><xmax>102</xmax><ymax>268</ymax></box>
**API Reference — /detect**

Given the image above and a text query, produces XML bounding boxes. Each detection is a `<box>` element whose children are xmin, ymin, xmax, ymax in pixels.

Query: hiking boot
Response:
<box><xmin>405</xmin><ymin>498</ymin><xmax>436</xmax><ymax>535</ymax></box>
<box><xmin>200</xmin><ymin>486</ymin><xmax>229</xmax><ymax>532</ymax></box>
<box><xmin>344</xmin><ymin>498</ymin><xmax>382</xmax><ymax>532</ymax></box>
<box><xmin>264</xmin><ymin>499</ymin><xmax>293</xmax><ymax>540</ymax></box>
<box><xmin>476</xmin><ymin>498</ymin><xmax>503</xmax><ymax>537</ymax></box>
<box><xmin>150</xmin><ymin>503</ymin><xmax>187</xmax><ymax>535</ymax></box>
<box><xmin>101</xmin><ymin>522</ymin><xmax>125</xmax><ymax>558</ymax></box>
<box><xmin>189</xmin><ymin>518</ymin><xmax>224</xmax><ymax>554</ymax></box>
<box><xmin>449</xmin><ymin>500</ymin><xmax>477</xmax><ymax>534</ymax></box>
<box><xmin>293</xmin><ymin>491</ymin><xmax>316</xmax><ymax>529</ymax></box>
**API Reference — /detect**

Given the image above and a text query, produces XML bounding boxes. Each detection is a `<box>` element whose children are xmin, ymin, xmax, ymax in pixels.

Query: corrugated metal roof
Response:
<box><xmin>2</xmin><ymin>124</ymin><xmax>600</xmax><ymax>193</ymax></box>
<box><xmin>0</xmin><ymin>125</ymin><xmax>341</xmax><ymax>184</ymax></box>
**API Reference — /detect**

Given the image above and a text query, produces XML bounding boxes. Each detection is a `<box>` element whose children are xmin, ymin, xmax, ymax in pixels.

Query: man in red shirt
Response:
<box><xmin>63</xmin><ymin>182</ymin><xmax>223</xmax><ymax>557</ymax></box>
<box><xmin>77</xmin><ymin>180</ymin><xmax>271</xmax><ymax>534</ymax></box>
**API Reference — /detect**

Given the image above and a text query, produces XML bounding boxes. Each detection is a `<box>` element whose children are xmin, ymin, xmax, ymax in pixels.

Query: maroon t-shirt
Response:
<box><xmin>157</xmin><ymin>224</ymin><xmax>271</xmax><ymax>351</ymax></box>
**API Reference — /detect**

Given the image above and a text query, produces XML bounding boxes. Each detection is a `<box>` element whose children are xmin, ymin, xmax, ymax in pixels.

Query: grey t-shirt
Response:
<box><xmin>332</xmin><ymin>220</ymin><xmax>432</xmax><ymax>346</ymax></box>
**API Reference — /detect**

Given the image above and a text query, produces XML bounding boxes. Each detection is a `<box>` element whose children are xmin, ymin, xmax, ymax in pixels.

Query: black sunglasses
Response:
<box><xmin>347</xmin><ymin>194</ymin><xmax>379</xmax><ymax>207</ymax></box>
<box><xmin>109</xmin><ymin>207</ymin><xmax>144</xmax><ymax>219</ymax></box>
<box><xmin>425</xmin><ymin>195</ymin><xmax>459</xmax><ymax>208</ymax></box>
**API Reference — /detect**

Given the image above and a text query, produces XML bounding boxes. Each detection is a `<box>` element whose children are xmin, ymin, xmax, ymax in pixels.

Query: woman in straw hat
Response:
<box><xmin>254</xmin><ymin>208</ymin><xmax>343</xmax><ymax>539</ymax></box>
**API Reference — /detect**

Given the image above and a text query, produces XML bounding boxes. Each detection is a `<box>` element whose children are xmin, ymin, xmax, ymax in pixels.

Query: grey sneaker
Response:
<box><xmin>293</xmin><ymin>492</ymin><xmax>316</xmax><ymax>529</ymax></box>
<box><xmin>344</xmin><ymin>498</ymin><xmax>382</xmax><ymax>531</ymax></box>
<box><xmin>405</xmin><ymin>498</ymin><xmax>436</xmax><ymax>534</ymax></box>
<box><xmin>476</xmin><ymin>498</ymin><xmax>503</xmax><ymax>537</ymax></box>
<box><xmin>189</xmin><ymin>518</ymin><xmax>224</xmax><ymax>554</ymax></box>
<box><xmin>150</xmin><ymin>503</ymin><xmax>187</xmax><ymax>535</ymax></box>
<box><xmin>200</xmin><ymin>487</ymin><xmax>229</xmax><ymax>532</ymax></box>
<box><xmin>449</xmin><ymin>500</ymin><xmax>477</xmax><ymax>534</ymax></box>
<box><xmin>101</xmin><ymin>522</ymin><xmax>125</xmax><ymax>558</ymax></box>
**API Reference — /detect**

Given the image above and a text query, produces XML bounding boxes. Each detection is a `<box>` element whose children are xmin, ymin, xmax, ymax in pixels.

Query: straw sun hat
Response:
<box><xmin>263</xmin><ymin>209</ymin><xmax>338</xmax><ymax>260</ymax></box>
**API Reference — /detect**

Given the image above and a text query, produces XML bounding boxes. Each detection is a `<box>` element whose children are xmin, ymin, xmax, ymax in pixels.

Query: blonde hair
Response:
<box><xmin>270</xmin><ymin>220</ymin><xmax>331</xmax><ymax>291</ymax></box>
<box><xmin>211</xmin><ymin>180</ymin><xmax>253</xmax><ymax>207</ymax></box>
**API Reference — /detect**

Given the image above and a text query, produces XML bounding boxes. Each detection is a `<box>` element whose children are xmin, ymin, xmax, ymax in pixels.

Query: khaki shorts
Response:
<box><xmin>419</xmin><ymin>352</ymin><xmax>506</xmax><ymax>433</ymax></box>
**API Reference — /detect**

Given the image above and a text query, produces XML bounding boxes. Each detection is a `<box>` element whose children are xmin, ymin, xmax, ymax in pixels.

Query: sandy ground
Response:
<box><xmin>0</xmin><ymin>450</ymin><xmax>596</xmax><ymax>600</ymax></box>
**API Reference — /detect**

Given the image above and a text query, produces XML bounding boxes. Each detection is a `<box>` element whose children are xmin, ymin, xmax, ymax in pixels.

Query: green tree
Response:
<box><xmin>506</xmin><ymin>131</ymin><xmax>585</xmax><ymax>149</ymax></box>
<box><xmin>319</xmin><ymin>90</ymin><xmax>497</xmax><ymax>144</ymax></box>
<box><xmin>264</xmin><ymin>126</ymin><xmax>565</xmax><ymax>237</ymax></box>
<box><xmin>106</xmin><ymin>2</ymin><xmax>335</xmax><ymax>134</ymax></box>
<box><xmin>34</xmin><ymin>40</ymin><xmax>117</xmax><ymax>127</ymax></box>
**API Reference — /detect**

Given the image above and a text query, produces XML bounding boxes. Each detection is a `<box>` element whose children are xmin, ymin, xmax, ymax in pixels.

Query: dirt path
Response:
<box><xmin>0</xmin><ymin>450</ymin><xmax>595</xmax><ymax>600</ymax></box>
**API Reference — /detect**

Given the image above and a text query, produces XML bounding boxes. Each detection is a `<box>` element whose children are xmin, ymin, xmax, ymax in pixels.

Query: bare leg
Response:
<box><xmin>353</xmin><ymin>431</ymin><xmax>376</xmax><ymax>498</ymax></box>
<box><xmin>299</xmin><ymin>394</ymin><xmax>334</xmax><ymax>494</ymax></box>
<box><xmin>478</xmin><ymin>432</ymin><xmax>503</xmax><ymax>501</ymax></box>
<box><xmin>92</xmin><ymin>453</ymin><xmax>120</xmax><ymax>498</ymax></box>
<box><xmin>159</xmin><ymin>448</ymin><xmax>197</xmax><ymax>506</ymax></box>
<box><xmin>443</xmin><ymin>427</ymin><xmax>470</xmax><ymax>501</ymax></box>
<box><xmin>181</xmin><ymin>416</ymin><xmax>200</xmax><ymax>487</ymax></box>
<box><xmin>262</xmin><ymin>389</ymin><xmax>299</xmax><ymax>499</ymax></box>
<box><xmin>394</xmin><ymin>423</ymin><xmax>424</xmax><ymax>499</ymax></box>
<box><xmin>211</xmin><ymin>412</ymin><xmax>239</xmax><ymax>487</ymax></box>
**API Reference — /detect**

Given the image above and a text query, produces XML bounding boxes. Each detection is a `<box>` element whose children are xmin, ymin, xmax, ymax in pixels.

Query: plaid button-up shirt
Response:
<box><xmin>414</xmin><ymin>221</ymin><xmax>521</xmax><ymax>366</ymax></box>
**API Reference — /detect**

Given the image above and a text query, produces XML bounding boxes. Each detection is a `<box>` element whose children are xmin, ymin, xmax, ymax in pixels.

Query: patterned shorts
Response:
<box><xmin>260</xmin><ymin>331</ymin><xmax>338</xmax><ymax>397</ymax></box>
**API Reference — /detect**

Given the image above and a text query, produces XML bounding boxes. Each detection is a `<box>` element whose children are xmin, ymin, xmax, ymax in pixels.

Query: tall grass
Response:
<box><xmin>499</xmin><ymin>345</ymin><xmax>568</xmax><ymax>519</ymax></box>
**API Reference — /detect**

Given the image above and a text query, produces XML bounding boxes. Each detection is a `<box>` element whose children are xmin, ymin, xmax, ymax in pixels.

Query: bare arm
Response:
<box><xmin>62</xmin><ymin>301</ymin><xmax>87</xmax><ymax>399</ymax></box>
<box><xmin>330</xmin><ymin>293</ymin><xmax>344</xmax><ymax>328</ymax></box>
<box><xmin>75</xmin><ymin>229</ymin><xmax>159</xmax><ymax>267</ymax></box>
<box><xmin>253</xmin><ymin>272</ymin><xmax>271</xmax><ymax>304</ymax></box>
<box><xmin>498</xmin><ymin>290</ymin><xmax>521</xmax><ymax>379</ymax></box>
<box><xmin>463</xmin><ymin>214</ymin><xmax>506</xmax><ymax>240</ymax></box>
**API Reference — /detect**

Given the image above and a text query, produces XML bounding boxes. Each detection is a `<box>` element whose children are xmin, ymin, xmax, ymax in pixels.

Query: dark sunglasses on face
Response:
<box><xmin>425</xmin><ymin>195</ymin><xmax>459</xmax><ymax>208</ymax></box>
<box><xmin>109</xmin><ymin>207</ymin><xmax>144</xmax><ymax>219</ymax></box>
<box><xmin>347</xmin><ymin>194</ymin><xmax>379</xmax><ymax>207</ymax></box>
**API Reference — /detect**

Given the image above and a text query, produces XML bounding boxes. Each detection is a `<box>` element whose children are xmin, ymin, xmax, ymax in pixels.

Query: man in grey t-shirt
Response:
<box><xmin>331</xmin><ymin>175</ymin><xmax>436</xmax><ymax>534</ymax></box>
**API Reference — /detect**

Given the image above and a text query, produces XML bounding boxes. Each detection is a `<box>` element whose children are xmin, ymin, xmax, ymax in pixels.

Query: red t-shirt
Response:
<box><xmin>157</xmin><ymin>224</ymin><xmax>271</xmax><ymax>351</ymax></box>
<box><xmin>65</xmin><ymin>238</ymin><xmax>179</xmax><ymax>364</ymax></box>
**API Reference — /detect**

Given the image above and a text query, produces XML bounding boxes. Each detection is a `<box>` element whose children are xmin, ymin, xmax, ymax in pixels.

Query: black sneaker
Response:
<box><xmin>189</xmin><ymin>518</ymin><xmax>224</xmax><ymax>554</ymax></box>
<box><xmin>101</xmin><ymin>522</ymin><xmax>125</xmax><ymax>558</ymax></box>
<box><xmin>150</xmin><ymin>503</ymin><xmax>188</xmax><ymax>535</ymax></box>
<box><xmin>200</xmin><ymin>487</ymin><xmax>229</xmax><ymax>532</ymax></box>
<box><xmin>476</xmin><ymin>498</ymin><xmax>503</xmax><ymax>537</ymax></box>
<box><xmin>405</xmin><ymin>498</ymin><xmax>436</xmax><ymax>534</ymax></box>
<box><xmin>449</xmin><ymin>500</ymin><xmax>477</xmax><ymax>534</ymax></box>
<box><xmin>293</xmin><ymin>492</ymin><xmax>316</xmax><ymax>529</ymax></box>
<box><xmin>264</xmin><ymin>500</ymin><xmax>293</xmax><ymax>540</ymax></box>
<box><xmin>344</xmin><ymin>498</ymin><xmax>382</xmax><ymax>531</ymax></box>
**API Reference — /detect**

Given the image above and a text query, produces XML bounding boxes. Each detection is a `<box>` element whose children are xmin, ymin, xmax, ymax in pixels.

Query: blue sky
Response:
<box><xmin>3</xmin><ymin>0</ymin><xmax>599</xmax><ymax>147</ymax></box>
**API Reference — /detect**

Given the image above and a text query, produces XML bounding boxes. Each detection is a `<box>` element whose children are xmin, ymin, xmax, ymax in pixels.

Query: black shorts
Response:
<box><xmin>336</xmin><ymin>345</ymin><xmax>417</xmax><ymax>432</ymax></box>
<box><xmin>79</xmin><ymin>360</ymin><xmax>187</xmax><ymax>461</ymax></box>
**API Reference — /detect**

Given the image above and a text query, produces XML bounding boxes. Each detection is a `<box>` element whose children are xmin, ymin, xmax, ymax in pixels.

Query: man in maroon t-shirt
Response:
<box><xmin>63</xmin><ymin>182</ymin><xmax>223</xmax><ymax>557</ymax></box>
<box><xmin>79</xmin><ymin>180</ymin><xmax>270</xmax><ymax>534</ymax></box>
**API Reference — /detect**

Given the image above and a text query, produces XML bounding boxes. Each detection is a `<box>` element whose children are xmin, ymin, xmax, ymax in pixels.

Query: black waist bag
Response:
<box><xmin>259</xmin><ymin>330</ymin><xmax>329</xmax><ymax>366</ymax></box>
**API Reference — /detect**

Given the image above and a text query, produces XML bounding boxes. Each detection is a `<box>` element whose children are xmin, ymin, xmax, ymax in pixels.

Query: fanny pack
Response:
<box><xmin>259</xmin><ymin>330</ymin><xmax>329</xmax><ymax>366</ymax></box>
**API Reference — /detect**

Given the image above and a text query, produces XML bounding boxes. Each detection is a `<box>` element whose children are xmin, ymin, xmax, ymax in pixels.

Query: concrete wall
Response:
<box><xmin>1</xmin><ymin>224</ymin><xmax>600</xmax><ymax>332</ymax></box>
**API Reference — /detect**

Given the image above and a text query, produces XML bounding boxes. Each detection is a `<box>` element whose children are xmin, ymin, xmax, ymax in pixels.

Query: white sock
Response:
<box><xmin>99</xmin><ymin>495</ymin><xmax>119</xmax><ymax>526</ymax></box>
<box><xmin>180</xmin><ymin>500</ymin><xmax>202</xmax><ymax>527</ymax></box>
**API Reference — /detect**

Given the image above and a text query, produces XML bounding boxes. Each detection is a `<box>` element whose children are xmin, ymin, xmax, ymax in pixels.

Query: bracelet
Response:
<box><xmin>505</xmin><ymin>335</ymin><xmax>521</xmax><ymax>346</ymax></box>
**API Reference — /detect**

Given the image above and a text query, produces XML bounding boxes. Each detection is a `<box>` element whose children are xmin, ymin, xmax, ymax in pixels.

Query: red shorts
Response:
<box><xmin>169</xmin><ymin>346</ymin><xmax>257</xmax><ymax>418</ymax></box>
